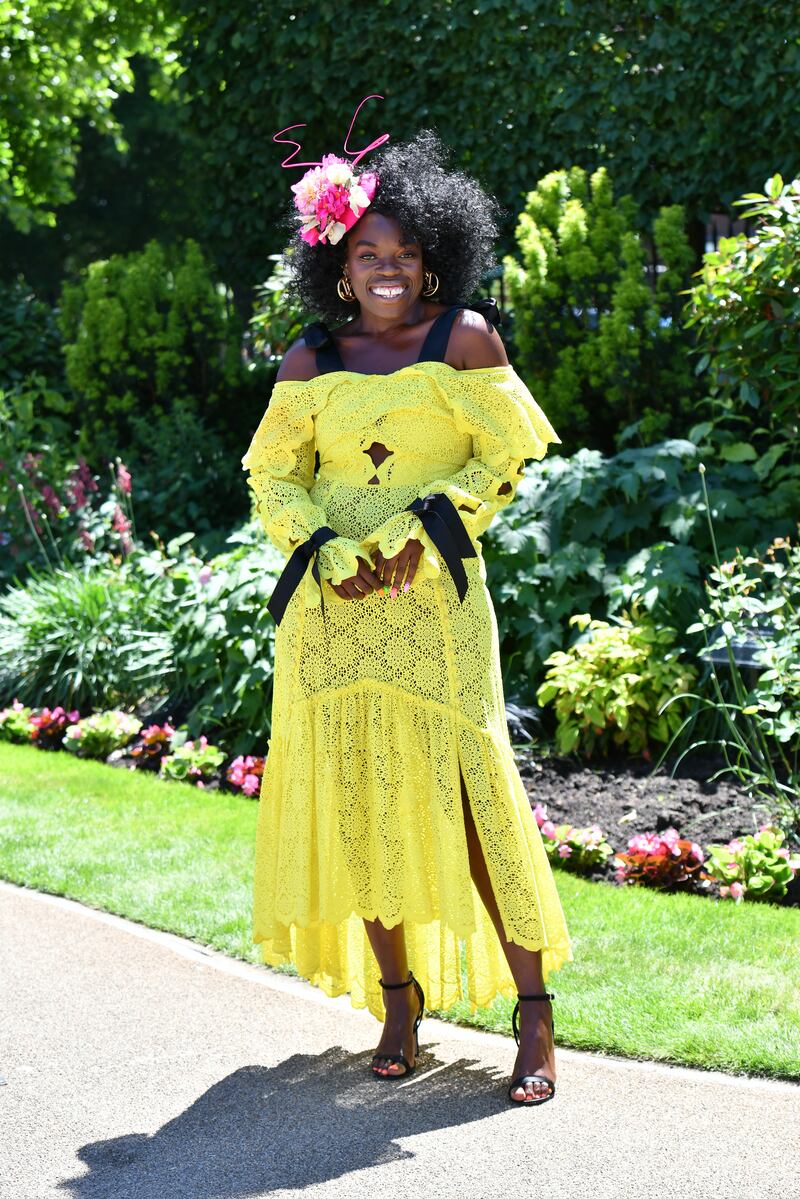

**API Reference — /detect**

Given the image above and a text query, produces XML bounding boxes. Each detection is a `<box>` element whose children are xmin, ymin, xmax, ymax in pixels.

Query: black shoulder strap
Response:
<box><xmin>301</xmin><ymin>321</ymin><xmax>346</xmax><ymax>374</ymax></box>
<box><xmin>417</xmin><ymin>298</ymin><xmax>503</xmax><ymax>364</ymax></box>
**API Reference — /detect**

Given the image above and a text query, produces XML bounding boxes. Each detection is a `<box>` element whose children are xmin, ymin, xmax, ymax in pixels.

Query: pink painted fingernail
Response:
<box><xmin>390</xmin><ymin>585</ymin><xmax>398</xmax><ymax>599</ymax></box>
<box><xmin>403</xmin><ymin>581</ymin><xmax>410</xmax><ymax>592</ymax></box>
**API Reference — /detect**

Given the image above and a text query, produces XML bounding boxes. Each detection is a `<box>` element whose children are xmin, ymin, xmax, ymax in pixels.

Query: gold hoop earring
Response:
<box><xmin>337</xmin><ymin>274</ymin><xmax>356</xmax><ymax>303</ymax></box>
<box><xmin>422</xmin><ymin>271</ymin><xmax>440</xmax><ymax>298</ymax></box>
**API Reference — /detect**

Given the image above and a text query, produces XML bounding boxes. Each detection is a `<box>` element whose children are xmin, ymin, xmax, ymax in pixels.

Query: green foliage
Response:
<box><xmin>704</xmin><ymin>827</ymin><xmax>800</xmax><ymax>902</ymax></box>
<box><xmin>0</xmin><ymin>561</ymin><xmax>176</xmax><ymax>711</ymax></box>
<box><xmin>503</xmin><ymin>166</ymin><xmax>697</xmax><ymax>453</ymax></box>
<box><xmin>539</xmin><ymin>820</ymin><xmax>615</xmax><ymax>874</ymax></box>
<box><xmin>484</xmin><ymin>440</ymin><xmax>800</xmax><ymax>697</ymax></box>
<box><xmin>159</xmin><ymin>733</ymin><xmax>225</xmax><ymax>784</ymax></box>
<box><xmin>673</xmin><ymin>517</ymin><xmax>800</xmax><ymax>833</ymax></box>
<box><xmin>535</xmin><ymin>609</ymin><xmax>697</xmax><ymax>758</ymax></box>
<box><xmin>169</xmin><ymin>526</ymin><xmax>283</xmax><ymax>754</ymax></box>
<box><xmin>0</xmin><ymin>278</ymin><xmax>65</xmax><ymax>390</ymax></box>
<box><xmin>63</xmin><ymin>709</ymin><xmax>142</xmax><ymax>759</ymax></box>
<box><xmin>249</xmin><ymin>253</ymin><xmax>307</xmax><ymax>364</ymax></box>
<box><xmin>684</xmin><ymin>173</ymin><xmax>800</xmax><ymax>456</ymax></box>
<box><xmin>57</xmin><ymin>238</ymin><xmax>253</xmax><ymax>461</ymax></box>
<box><xmin>0</xmin><ymin>700</ymin><xmax>33</xmax><ymax>743</ymax></box>
<box><xmin>170</xmin><ymin>2</ymin><xmax>800</xmax><ymax>298</ymax></box>
<box><xmin>0</xmin><ymin>1</ymin><xmax>179</xmax><ymax>230</ymax></box>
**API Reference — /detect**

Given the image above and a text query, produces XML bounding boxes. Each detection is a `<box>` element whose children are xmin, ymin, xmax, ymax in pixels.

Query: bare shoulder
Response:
<box><xmin>447</xmin><ymin>307</ymin><xmax>509</xmax><ymax>370</ymax></box>
<box><xmin>275</xmin><ymin>337</ymin><xmax>320</xmax><ymax>383</ymax></box>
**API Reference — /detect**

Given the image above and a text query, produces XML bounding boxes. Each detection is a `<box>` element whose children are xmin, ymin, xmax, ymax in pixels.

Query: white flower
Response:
<box><xmin>326</xmin><ymin>221</ymin><xmax>348</xmax><ymax>245</ymax></box>
<box><xmin>325</xmin><ymin>162</ymin><xmax>352</xmax><ymax>186</ymax></box>
<box><xmin>349</xmin><ymin>184</ymin><xmax>371</xmax><ymax>214</ymax></box>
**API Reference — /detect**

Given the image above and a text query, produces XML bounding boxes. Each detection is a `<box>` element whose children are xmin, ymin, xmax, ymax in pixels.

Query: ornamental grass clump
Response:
<box><xmin>0</xmin><ymin>699</ymin><xmax>34</xmax><ymax>743</ymax></box>
<box><xmin>535</xmin><ymin>606</ymin><xmax>697</xmax><ymax>758</ymax></box>
<box><xmin>704</xmin><ymin>826</ymin><xmax>800</xmax><ymax>903</ymax></box>
<box><xmin>532</xmin><ymin>803</ymin><xmax>613</xmax><ymax>873</ymax></box>
<box><xmin>160</xmin><ymin>735</ymin><xmax>225</xmax><ymax>787</ymax></box>
<box><xmin>63</xmin><ymin>710</ymin><xmax>142</xmax><ymax>760</ymax></box>
<box><xmin>614</xmin><ymin>828</ymin><xmax>710</xmax><ymax>893</ymax></box>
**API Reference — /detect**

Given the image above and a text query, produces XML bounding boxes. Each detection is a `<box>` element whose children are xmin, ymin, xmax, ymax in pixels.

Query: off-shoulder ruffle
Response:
<box><xmin>447</xmin><ymin>365</ymin><xmax>562</xmax><ymax>466</ymax></box>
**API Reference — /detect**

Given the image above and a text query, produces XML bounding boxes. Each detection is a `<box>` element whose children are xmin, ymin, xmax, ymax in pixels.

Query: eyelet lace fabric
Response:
<box><xmin>241</xmin><ymin>361</ymin><xmax>574</xmax><ymax>1019</ymax></box>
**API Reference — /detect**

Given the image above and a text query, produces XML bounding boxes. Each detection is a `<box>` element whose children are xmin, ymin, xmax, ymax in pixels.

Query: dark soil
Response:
<box><xmin>514</xmin><ymin>743</ymin><xmax>800</xmax><ymax>906</ymax></box>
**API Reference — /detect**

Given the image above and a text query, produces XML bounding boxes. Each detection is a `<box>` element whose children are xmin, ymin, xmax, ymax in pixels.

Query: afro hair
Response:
<box><xmin>281</xmin><ymin>129</ymin><xmax>503</xmax><ymax>324</ymax></box>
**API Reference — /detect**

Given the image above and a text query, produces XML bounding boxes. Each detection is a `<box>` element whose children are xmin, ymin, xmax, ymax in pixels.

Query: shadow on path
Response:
<box><xmin>59</xmin><ymin>1045</ymin><xmax>518</xmax><ymax>1198</ymax></box>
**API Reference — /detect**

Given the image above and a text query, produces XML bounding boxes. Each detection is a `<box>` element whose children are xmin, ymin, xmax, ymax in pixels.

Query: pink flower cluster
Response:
<box><xmin>139</xmin><ymin>722</ymin><xmax>175</xmax><ymax>746</ymax></box>
<box><xmin>532</xmin><ymin>802</ymin><xmax>605</xmax><ymax>860</ymax></box>
<box><xmin>226</xmin><ymin>754</ymin><xmax>265</xmax><ymax>796</ymax></box>
<box><xmin>291</xmin><ymin>154</ymin><xmax>378</xmax><ymax>246</ymax></box>
<box><xmin>29</xmin><ymin>706</ymin><xmax>80</xmax><ymax>739</ymax></box>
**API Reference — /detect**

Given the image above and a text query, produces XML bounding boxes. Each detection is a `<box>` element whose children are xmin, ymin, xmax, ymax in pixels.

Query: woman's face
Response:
<box><xmin>343</xmin><ymin>211</ymin><xmax>424</xmax><ymax>317</ymax></box>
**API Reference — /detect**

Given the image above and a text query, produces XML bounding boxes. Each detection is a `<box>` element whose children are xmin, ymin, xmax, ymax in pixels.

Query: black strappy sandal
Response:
<box><xmin>508</xmin><ymin>990</ymin><xmax>557</xmax><ymax>1106</ymax></box>
<box><xmin>371</xmin><ymin>972</ymin><xmax>425</xmax><ymax>1080</ymax></box>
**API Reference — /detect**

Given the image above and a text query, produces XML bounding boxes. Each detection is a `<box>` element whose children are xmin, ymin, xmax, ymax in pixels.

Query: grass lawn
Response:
<box><xmin>1</xmin><ymin>741</ymin><xmax>798</xmax><ymax>1082</ymax></box>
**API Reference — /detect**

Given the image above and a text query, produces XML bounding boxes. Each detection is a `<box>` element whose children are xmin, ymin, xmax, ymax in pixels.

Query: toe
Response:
<box><xmin>511</xmin><ymin>1085</ymin><xmax>527</xmax><ymax>1102</ymax></box>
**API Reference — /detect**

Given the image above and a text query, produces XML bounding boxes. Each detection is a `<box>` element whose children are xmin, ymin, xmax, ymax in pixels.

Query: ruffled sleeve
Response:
<box><xmin>242</xmin><ymin>381</ymin><xmax>368</xmax><ymax>604</ymax></box>
<box><xmin>360</xmin><ymin>366</ymin><xmax>562</xmax><ymax>575</ymax></box>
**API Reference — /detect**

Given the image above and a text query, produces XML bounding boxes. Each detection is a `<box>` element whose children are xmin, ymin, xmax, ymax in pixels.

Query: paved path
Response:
<box><xmin>1</xmin><ymin>880</ymin><xmax>798</xmax><ymax>1199</ymax></box>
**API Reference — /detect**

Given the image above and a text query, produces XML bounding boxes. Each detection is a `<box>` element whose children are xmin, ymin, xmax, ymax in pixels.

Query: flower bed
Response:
<box><xmin>2</xmin><ymin>695</ymin><xmax>798</xmax><ymax>906</ymax></box>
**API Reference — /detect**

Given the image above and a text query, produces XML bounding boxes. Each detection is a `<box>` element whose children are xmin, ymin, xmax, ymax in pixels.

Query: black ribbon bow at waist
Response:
<box><xmin>265</xmin><ymin>493</ymin><xmax>476</xmax><ymax>628</ymax></box>
<box><xmin>404</xmin><ymin>492</ymin><xmax>477</xmax><ymax>603</ymax></box>
<box><xmin>266</xmin><ymin>524</ymin><xmax>339</xmax><ymax>627</ymax></box>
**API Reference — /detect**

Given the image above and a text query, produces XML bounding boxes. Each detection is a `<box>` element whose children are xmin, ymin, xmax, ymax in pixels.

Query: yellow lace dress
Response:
<box><xmin>241</xmin><ymin>353</ymin><xmax>574</xmax><ymax>1021</ymax></box>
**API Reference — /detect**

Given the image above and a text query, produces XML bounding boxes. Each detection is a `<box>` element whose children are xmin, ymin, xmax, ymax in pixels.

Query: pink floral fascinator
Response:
<box><xmin>272</xmin><ymin>93</ymin><xmax>389</xmax><ymax>246</ymax></box>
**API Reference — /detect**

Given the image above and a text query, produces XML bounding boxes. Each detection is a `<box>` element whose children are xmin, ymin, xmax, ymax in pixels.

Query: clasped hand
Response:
<box><xmin>328</xmin><ymin>538</ymin><xmax>424</xmax><ymax>600</ymax></box>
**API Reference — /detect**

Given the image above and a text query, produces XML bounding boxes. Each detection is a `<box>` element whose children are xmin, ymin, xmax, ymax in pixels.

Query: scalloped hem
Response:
<box><xmin>251</xmin><ymin>681</ymin><xmax>575</xmax><ymax>1021</ymax></box>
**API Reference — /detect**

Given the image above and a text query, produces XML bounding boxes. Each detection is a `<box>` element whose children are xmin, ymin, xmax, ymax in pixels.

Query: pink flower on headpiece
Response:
<box><xmin>292</xmin><ymin>153</ymin><xmax>378</xmax><ymax>247</ymax></box>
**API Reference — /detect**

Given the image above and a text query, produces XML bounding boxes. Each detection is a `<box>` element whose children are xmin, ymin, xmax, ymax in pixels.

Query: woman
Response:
<box><xmin>242</xmin><ymin>116</ymin><xmax>574</xmax><ymax>1105</ymax></box>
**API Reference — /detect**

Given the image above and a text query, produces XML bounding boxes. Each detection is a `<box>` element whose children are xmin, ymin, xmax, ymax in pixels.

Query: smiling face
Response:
<box><xmin>343</xmin><ymin>211</ymin><xmax>424</xmax><ymax>319</ymax></box>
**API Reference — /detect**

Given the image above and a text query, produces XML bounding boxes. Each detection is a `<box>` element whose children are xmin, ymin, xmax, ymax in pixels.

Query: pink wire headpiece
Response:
<box><xmin>272</xmin><ymin>94</ymin><xmax>389</xmax><ymax>246</ymax></box>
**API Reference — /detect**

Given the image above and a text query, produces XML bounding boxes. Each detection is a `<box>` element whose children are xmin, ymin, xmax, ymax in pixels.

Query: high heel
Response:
<box><xmin>507</xmin><ymin>990</ymin><xmax>556</xmax><ymax>1106</ymax></box>
<box><xmin>371</xmin><ymin>972</ymin><xmax>425</xmax><ymax>1080</ymax></box>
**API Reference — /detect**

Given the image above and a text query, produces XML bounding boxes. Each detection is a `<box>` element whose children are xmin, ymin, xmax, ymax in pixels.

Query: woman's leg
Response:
<box><xmin>459</xmin><ymin>771</ymin><xmax>557</xmax><ymax>1101</ymax></box>
<box><xmin>363</xmin><ymin>917</ymin><xmax>422</xmax><ymax>1077</ymax></box>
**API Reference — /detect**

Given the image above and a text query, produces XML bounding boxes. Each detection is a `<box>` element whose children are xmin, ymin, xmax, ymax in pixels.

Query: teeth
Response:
<box><xmin>372</xmin><ymin>286</ymin><xmax>405</xmax><ymax>297</ymax></box>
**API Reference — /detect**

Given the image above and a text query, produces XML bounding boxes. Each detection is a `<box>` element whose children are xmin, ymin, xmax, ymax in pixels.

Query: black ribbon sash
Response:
<box><xmin>405</xmin><ymin>492</ymin><xmax>477</xmax><ymax>603</ymax></box>
<box><xmin>267</xmin><ymin>525</ymin><xmax>339</xmax><ymax>627</ymax></box>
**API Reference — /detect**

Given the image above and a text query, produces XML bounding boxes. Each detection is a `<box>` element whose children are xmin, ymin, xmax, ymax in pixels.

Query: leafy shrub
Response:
<box><xmin>503</xmin><ymin>165</ymin><xmax>697</xmax><ymax>453</ymax></box>
<box><xmin>0</xmin><ymin>561</ymin><xmax>176</xmax><ymax>711</ymax></box>
<box><xmin>535</xmin><ymin>609</ymin><xmax>697</xmax><ymax>758</ymax></box>
<box><xmin>613</xmin><ymin>828</ymin><xmax>710</xmax><ymax>892</ymax></box>
<box><xmin>684</xmin><ymin>173</ymin><xmax>800</xmax><ymax>455</ymax></box>
<box><xmin>0</xmin><ymin>278</ymin><xmax>65</xmax><ymax>393</ymax></box>
<box><xmin>0</xmin><ymin>699</ymin><xmax>33</xmax><ymax>743</ymax></box>
<box><xmin>160</xmin><ymin>734</ymin><xmax>225</xmax><ymax>786</ymax></box>
<box><xmin>63</xmin><ymin>710</ymin><xmax>142</xmax><ymax>759</ymax></box>
<box><xmin>665</xmin><ymin>496</ymin><xmax>800</xmax><ymax>835</ymax></box>
<box><xmin>485</xmin><ymin>440</ymin><xmax>800</xmax><ymax>701</ymax></box>
<box><xmin>169</xmin><ymin>526</ymin><xmax>283</xmax><ymax>753</ymax></box>
<box><xmin>704</xmin><ymin>826</ymin><xmax>800</xmax><ymax>903</ymax></box>
<box><xmin>56</xmin><ymin>238</ymin><xmax>272</xmax><ymax>490</ymax></box>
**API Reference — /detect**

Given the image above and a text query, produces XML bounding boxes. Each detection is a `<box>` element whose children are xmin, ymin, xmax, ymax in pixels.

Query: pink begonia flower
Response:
<box><xmin>198</xmin><ymin>735</ymin><xmax>208</xmax><ymax>749</ymax></box>
<box><xmin>629</xmin><ymin>833</ymin><xmax>661</xmax><ymax>855</ymax></box>
<box><xmin>116</xmin><ymin>463</ymin><xmax>132</xmax><ymax>495</ymax></box>
<box><xmin>690</xmin><ymin>843</ymin><xmax>704</xmax><ymax>862</ymax></box>
<box><xmin>729</xmin><ymin>881</ymin><xmax>744</xmax><ymax>900</ymax></box>
<box><xmin>198</xmin><ymin>565</ymin><xmax>213</xmax><ymax>585</ymax></box>
<box><xmin>776</xmin><ymin>848</ymin><xmax>790</xmax><ymax>860</ymax></box>
<box><xmin>719</xmin><ymin>884</ymin><xmax>730</xmax><ymax>898</ymax></box>
<box><xmin>540</xmin><ymin>820</ymin><xmax>557</xmax><ymax>840</ymax></box>
<box><xmin>196</xmin><ymin>780</ymin><xmax>206</xmax><ymax>789</ymax></box>
<box><xmin>728</xmin><ymin>839</ymin><xmax>744</xmax><ymax>852</ymax></box>
<box><xmin>557</xmin><ymin>844</ymin><xmax>572</xmax><ymax>858</ymax></box>
<box><xmin>661</xmin><ymin>827</ymin><xmax>680</xmax><ymax>849</ymax></box>
<box><xmin>65</xmin><ymin>725</ymin><xmax>82</xmax><ymax>739</ymax></box>
<box><xmin>532</xmin><ymin>803</ymin><xmax>548</xmax><ymax>827</ymax></box>
<box><xmin>242</xmin><ymin>775</ymin><xmax>260</xmax><ymax>796</ymax></box>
